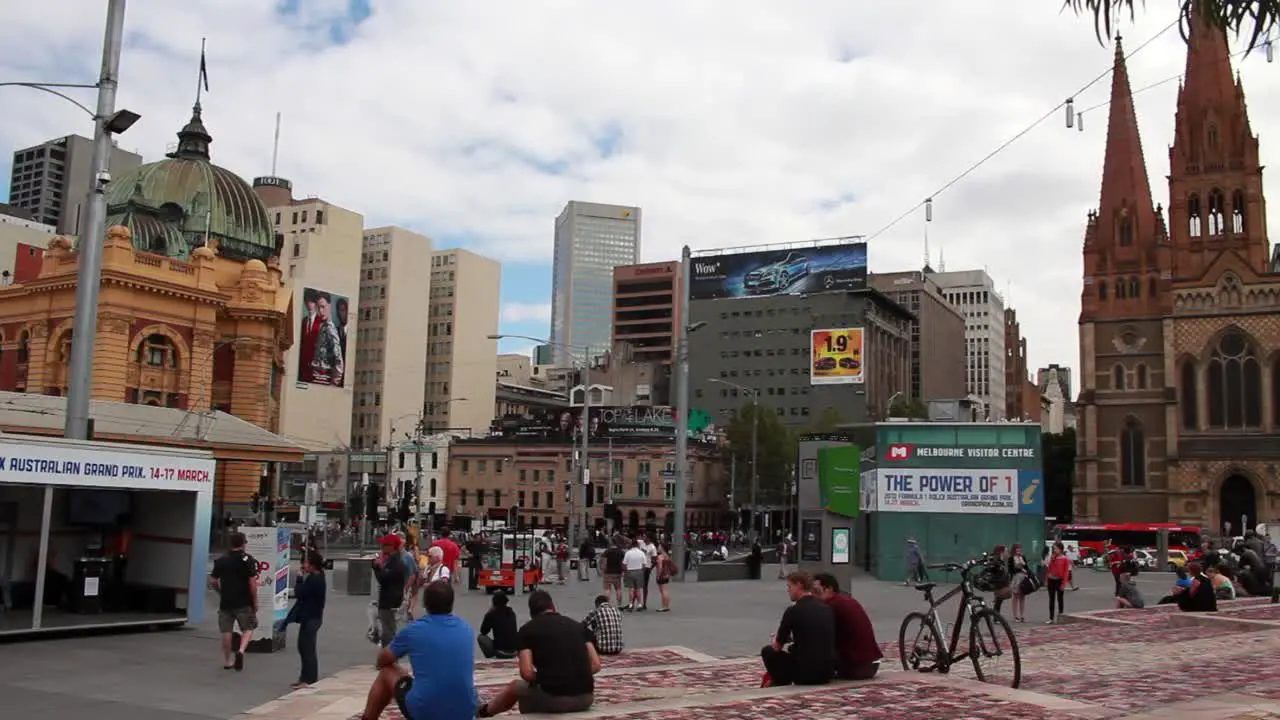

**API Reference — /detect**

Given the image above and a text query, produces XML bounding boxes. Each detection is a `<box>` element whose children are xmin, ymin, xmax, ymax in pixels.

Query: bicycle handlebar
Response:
<box><xmin>924</xmin><ymin>554</ymin><xmax>990</xmax><ymax>574</ymax></box>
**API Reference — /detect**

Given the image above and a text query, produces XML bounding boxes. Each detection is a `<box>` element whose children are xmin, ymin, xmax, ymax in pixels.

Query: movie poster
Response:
<box><xmin>297</xmin><ymin>287</ymin><xmax>348</xmax><ymax>387</ymax></box>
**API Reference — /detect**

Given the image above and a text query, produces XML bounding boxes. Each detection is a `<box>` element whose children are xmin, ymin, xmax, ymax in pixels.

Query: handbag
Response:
<box><xmin>1020</xmin><ymin>573</ymin><xmax>1041</xmax><ymax>595</ymax></box>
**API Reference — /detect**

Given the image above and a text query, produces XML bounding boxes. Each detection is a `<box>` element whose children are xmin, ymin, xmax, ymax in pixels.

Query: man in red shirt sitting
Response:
<box><xmin>812</xmin><ymin>573</ymin><xmax>882</xmax><ymax>680</ymax></box>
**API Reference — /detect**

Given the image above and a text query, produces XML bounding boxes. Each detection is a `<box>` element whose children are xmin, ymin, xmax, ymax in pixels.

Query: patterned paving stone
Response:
<box><xmin>475</xmin><ymin>647</ymin><xmax>698</xmax><ymax>671</ymax></box>
<box><xmin>1218</xmin><ymin>605</ymin><xmax>1280</xmax><ymax>622</ymax></box>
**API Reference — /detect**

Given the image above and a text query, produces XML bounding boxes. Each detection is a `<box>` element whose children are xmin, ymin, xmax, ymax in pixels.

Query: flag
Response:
<box><xmin>199</xmin><ymin>42</ymin><xmax>209</xmax><ymax>92</ymax></box>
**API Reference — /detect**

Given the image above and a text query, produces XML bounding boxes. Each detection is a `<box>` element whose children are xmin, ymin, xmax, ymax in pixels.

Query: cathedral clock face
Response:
<box><xmin>1113</xmin><ymin>328</ymin><xmax>1147</xmax><ymax>354</ymax></box>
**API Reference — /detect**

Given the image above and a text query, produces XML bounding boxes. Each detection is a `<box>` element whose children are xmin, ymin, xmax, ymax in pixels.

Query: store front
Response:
<box><xmin>0</xmin><ymin>434</ymin><xmax>216</xmax><ymax>636</ymax></box>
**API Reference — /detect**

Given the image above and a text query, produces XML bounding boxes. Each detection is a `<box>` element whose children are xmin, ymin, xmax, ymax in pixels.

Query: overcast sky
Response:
<box><xmin>2</xmin><ymin>1</ymin><xmax>1277</xmax><ymax>380</ymax></box>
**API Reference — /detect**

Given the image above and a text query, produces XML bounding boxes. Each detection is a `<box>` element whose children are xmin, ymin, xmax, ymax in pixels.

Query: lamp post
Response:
<box><xmin>3</xmin><ymin>0</ymin><xmax>140</xmax><ymax>440</ymax></box>
<box><xmin>491</xmin><ymin>335</ymin><xmax>590</xmax><ymax>544</ymax></box>
<box><xmin>708</xmin><ymin>377</ymin><xmax>760</xmax><ymax>544</ymax></box>
<box><xmin>670</xmin><ymin>289</ymin><xmax>708</xmax><ymax>582</ymax></box>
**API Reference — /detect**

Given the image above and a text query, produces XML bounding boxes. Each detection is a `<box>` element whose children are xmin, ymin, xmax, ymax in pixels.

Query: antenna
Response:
<box><xmin>923</xmin><ymin>219</ymin><xmax>931</xmax><ymax>269</ymax></box>
<box><xmin>938</xmin><ymin>244</ymin><xmax>947</xmax><ymax>272</ymax></box>
<box><xmin>271</xmin><ymin>112</ymin><xmax>282</xmax><ymax>176</ymax></box>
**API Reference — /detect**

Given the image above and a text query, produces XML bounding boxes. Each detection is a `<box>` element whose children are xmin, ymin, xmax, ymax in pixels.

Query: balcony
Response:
<box><xmin>1179</xmin><ymin>434</ymin><xmax>1280</xmax><ymax>461</ymax></box>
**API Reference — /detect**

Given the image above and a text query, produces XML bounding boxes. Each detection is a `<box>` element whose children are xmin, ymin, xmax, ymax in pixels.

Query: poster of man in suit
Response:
<box><xmin>298</xmin><ymin>287</ymin><xmax>347</xmax><ymax>387</ymax></box>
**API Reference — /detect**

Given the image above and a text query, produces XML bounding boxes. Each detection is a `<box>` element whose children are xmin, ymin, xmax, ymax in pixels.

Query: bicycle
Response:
<box><xmin>898</xmin><ymin>555</ymin><xmax>1022</xmax><ymax>688</ymax></box>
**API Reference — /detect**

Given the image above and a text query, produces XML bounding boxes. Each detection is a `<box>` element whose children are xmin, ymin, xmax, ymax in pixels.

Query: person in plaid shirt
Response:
<box><xmin>583</xmin><ymin>594</ymin><xmax>624</xmax><ymax>656</ymax></box>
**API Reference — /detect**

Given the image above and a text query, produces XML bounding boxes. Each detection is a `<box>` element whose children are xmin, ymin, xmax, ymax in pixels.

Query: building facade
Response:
<box><xmin>612</xmin><ymin>261</ymin><xmax>682</xmax><ymax>365</ymax></box>
<box><xmin>349</xmin><ymin>226</ymin><xmax>433</xmax><ymax>450</ymax></box>
<box><xmin>387</xmin><ymin>433</ymin><xmax>459</xmax><ymax>519</ymax></box>
<box><xmin>687</xmin><ymin>290</ymin><xmax>912</xmax><ymax>429</ymax></box>
<box><xmin>869</xmin><ymin>269</ymin><xmax>967</xmax><ymax>402</ymax></box>
<box><xmin>425</xmin><ymin>248</ymin><xmax>500</xmax><ymax>436</ymax></box>
<box><xmin>550</xmin><ymin>201</ymin><xmax>641</xmax><ymax>364</ymax></box>
<box><xmin>1075</xmin><ymin>18</ymin><xmax>1280</xmax><ymax>532</ymax></box>
<box><xmin>1038</xmin><ymin>364</ymin><xmax>1077</xmax><ymax>434</ymax></box>
<box><xmin>259</xmin><ymin>183</ymin><xmax>363</xmax><ymax>450</ymax></box>
<box><xmin>1004</xmin><ymin>308</ymin><xmax>1030</xmax><ymax>420</ymax></box>
<box><xmin>447</xmin><ymin>439</ymin><xmax>726</xmax><ymax>532</ymax></box>
<box><xmin>497</xmin><ymin>353</ymin><xmax>533</xmax><ymax>385</ymax></box>
<box><xmin>0</xmin><ymin>107</ymin><xmax>292</xmax><ymax>510</ymax></box>
<box><xmin>7</xmin><ymin>134</ymin><xmax>142</xmax><ymax>234</ymax></box>
<box><xmin>0</xmin><ymin>203</ymin><xmax>60</xmax><ymax>285</ymax></box>
<box><xmin>930</xmin><ymin>269</ymin><xmax>1008</xmax><ymax>419</ymax></box>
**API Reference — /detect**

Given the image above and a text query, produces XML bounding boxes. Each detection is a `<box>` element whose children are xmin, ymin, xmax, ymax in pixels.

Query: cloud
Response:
<box><xmin>3</xmin><ymin>0</ymin><xmax>1277</xmax><ymax>383</ymax></box>
<box><xmin>500</xmin><ymin>302</ymin><xmax>552</xmax><ymax>325</ymax></box>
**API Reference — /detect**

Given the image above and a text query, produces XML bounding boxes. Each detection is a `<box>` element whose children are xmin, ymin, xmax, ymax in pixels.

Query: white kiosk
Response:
<box><xmin>0</xmin><ymin>433</ymin><xmax>216</xmax><ymax>635</ymax></box>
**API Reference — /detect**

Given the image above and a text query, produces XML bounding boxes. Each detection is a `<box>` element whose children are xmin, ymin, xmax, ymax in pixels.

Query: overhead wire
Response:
<box><xmin>863</xmin><ymin>17</ymin><xmax>1181</xmax><ymax>243</ymax></box>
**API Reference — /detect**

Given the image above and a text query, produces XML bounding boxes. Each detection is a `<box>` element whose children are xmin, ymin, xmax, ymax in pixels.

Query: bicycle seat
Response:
<box><xmin>913</xmin><ymin>582</ymin><xmax>937</xmax><ymax>592</ymax></box>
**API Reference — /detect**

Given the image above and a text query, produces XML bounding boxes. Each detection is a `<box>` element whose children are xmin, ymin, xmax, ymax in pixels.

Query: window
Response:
<box><xmin>1181</xmin><ymin>360</ymin><xmax>1198</xmax><ymax>430</ymax></box>
<box><xmin>459</xmin><ymin>489</ymin><xmax>468</xmax><ymax>506</ymax></box>
<box><xmin>17</xmin><ymin>331</ymin><xmax>29</xmax><ymax>364</ymax></box>
<box><xmin>477</xmin><ymin>489</ymin><xmax>486</xmax><ymax>506</ymax></box>
<box><xmin>545</xmin><ymin>491</ymin><xmax>553</xmax><ymax>509</ymax></box>
<box><xmin>519</xmin><ymin>490</ymin><xmax>526</xmax><ymax>507</ymax></box>
<box><xmin>1120</xmin><ymin>421</ymin><xmax>1146</xmax><ymax>487</ymax></box>
<box><xmin>1206</xmin><ymin>330</ymin><xmax>1263</xmax><ymax>429</ymax></box>
<box><xmin>532</xmin><ymin>491</ymin><xmax>540</xmax><ymax>508</ymax></box>
<box><xmin>1119</xmin><ymin>216</ymin><xmax>1134</xmax><ymax>246</ymax></box>
<box><xmin>1136</xmin><ymin>364</ymin><xmax>1148</xmax><ymax>389</ymax></box>
<box><xmin>637</xmin><ymin>478</ymin><xmax>651</xmax><ymax>498</ymax></box>
<box><xmin>1098</xmin><ymin>281</ymin><xmax>1108</xmax><ymax>300</ymax></box>
<box><xmin>1188</xmin><ymin>193</ymin><xmax>1202</xmax><ymax>237</ymax></box>
<box><xmin>1113</xmin><ymin>365</ymin><xmax>1126</xmax><ymax>391</ymax></box>
<box><xmin>1208</xmin><ymin>189</ymin><xmax>1226</xmax><ymax>235</ymax></box>
<box><xmin>429</xmin><ymin>478</ymin><xmax>437</xmax><ymax>497</ymax></box>
<box><xmin>1232</xmin><ymin>189</ymin><xmax>1246</xmax><ymax>233</ymax></box>
<box><xmin>138</xmin><ymin>334</ymin><xmax>177</xmax><ymax>368</ymax></box>
<box><xmin>1129</xmin><ymin>277</ymin><xmax>1140</xmax><ymax>299</ymax></box>
<box><xmin>494</xmin><ymin>490</ymin><xmax>502</xmax><ymax>506</ymax></box>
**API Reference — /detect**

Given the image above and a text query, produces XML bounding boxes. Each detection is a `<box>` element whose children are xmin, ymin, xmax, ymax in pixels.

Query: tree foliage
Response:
<box><xmin>1041</xmin><ymin>429</ymin><xmax>1077</xmax><ymax>521</ymax></box>
<box><xmin>1064</xmin><ymin>0</ymin><xmax>1279</xmax><ymax>51</ymax></box>
<box><xmin>807</xmin><ymin>407</ymin><xmax>846</xmax><ymax>432</ymax></box>
<box><xmin>722</xmin><ymin>401</ymin><xmax>797</xmax><ymax>506</ymax></box>
<box><xmin>888</xmin><ymin>397</ymin><xmax>929</xmax><ymax>420</ymax></box>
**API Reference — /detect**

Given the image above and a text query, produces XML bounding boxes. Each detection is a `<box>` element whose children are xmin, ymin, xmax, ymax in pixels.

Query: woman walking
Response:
<box><xmin>278</xmin><ymin>551</ymin><xmax>327</xmax><ymax>689</ymax></box>
<box><xmin>1045</xmin><ymin>541</ymin><xmax>1072</xmax><ymax>624</ymax></box>
<box><xmin>422</xmin><ymin>545</ymin><xmax>451</xmax><ymax>585</ymax></box>
<box><xmin>1007</xmin><ymin>544</ymin><xmax>1032</xmax><ymax>622</ymax></box>
<box><xmin>655</xmin><ymin>544</ymin><xmax>676</xmax><ymax>612</ymax></box>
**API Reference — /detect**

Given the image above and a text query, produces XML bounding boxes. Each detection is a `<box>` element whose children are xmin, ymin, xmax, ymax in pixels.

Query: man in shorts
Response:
<box><xmin>209</xmin><ymin>531</ymin><xmax>260</xmax><ymax>671</ymax></box>
<box><xmin>478</xmin><ymin>590</ymin><xmax>599</xmax><ymax>716</ymax></box>
<box><xmin>601</xmin><ymin>540</ymin><xmax>624</xmax><ymax>606</ymax></box>
<box><xmin>622</xmin><ymin>539</ymin><xmax>647</xmax><ymax>611</ymax></box>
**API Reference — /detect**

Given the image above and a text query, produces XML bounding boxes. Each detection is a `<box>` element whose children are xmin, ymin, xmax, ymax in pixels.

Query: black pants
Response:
<box><xmin>468</xmin><ymin>563</ymin><xmax>480</xmax><ymax>590</ymax></box>
<box><xmin>296</xmin><ymin>619</ymin><xmax>321</xmax><ymax>684</ymax></box>
<box><xmin>760</xmin><ymin>646</ymin><xmax>831</xmax><ymax>687</ymax></box>
<box><xmin>642</xmin><ymin>568</ymin><xmax>652</xmax><ymax>607</ymax></box>
<box><xmin>477</xmin><ymin>634</ymin><xmax>516</xmax><ymax>659</ymax></box>
<box><xmin>1047</xmin><ymin>578</ymin><xmax>1065</xmax><ymax>619</ymax></box>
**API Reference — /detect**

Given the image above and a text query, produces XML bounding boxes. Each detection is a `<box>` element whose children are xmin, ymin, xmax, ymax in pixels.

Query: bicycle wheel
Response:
<box><xmin>898</xmin><ymin>611</ymin><xmax>948</xmax><ymax>673</ymax></box>
<box><xmin>968</xmin><ymin>608</ymin><xmax>1022</xmax><ymax>688</ymax></box>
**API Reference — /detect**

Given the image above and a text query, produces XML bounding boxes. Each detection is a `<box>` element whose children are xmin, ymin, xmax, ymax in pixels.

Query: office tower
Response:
<box><xmin>549</xmin><ymin>201</ymin><xmax>641</xmax><ymax>364</ymax></box>
<box><xmin>611</xmin><ymin>261</ymin><xmax>683</xmax><ymax>365</ymax></box>
<box><xmin>869</xmin><ymin>270</ymin><xmax>966</xmax><ymax>402</ymax></box>
<box><xmin>350</xmin><ymin>227</ymin><xmax>433</xmax><ymax>450</ymax></box>
<box><xmin>929</xmin><ymin>269</ymin><xmax>1008</xmax><ymax>420</ymax></box>
<box><xmin>425</xmin><ymin>249</ymin><xmax>500</xmax><ymax>436</ymax></box>
<box><xmin>7</xmin><ymin>134</ymin><xmax>142</xmax><ymax>234</ymax></box>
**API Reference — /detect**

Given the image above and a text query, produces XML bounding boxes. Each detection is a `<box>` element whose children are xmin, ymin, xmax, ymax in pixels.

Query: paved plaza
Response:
<box><xmin>0</xmin><ymin>564</ymin><xmax>1269</xmax><ymax>719</ymax></box>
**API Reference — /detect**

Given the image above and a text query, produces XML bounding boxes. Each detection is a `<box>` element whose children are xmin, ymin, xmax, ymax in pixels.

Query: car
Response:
<box><xmin>1166</xmin><ymin>549</ymin><xmax>1188</xmax><ymax>571</ymax></box>
<box><xmin>743</xmin><ymin>252</ymin><xmax>809</xmax><ymax>294</ymax></box>
<box><xmin>813</xmin><ymin>356</ymin><xmax>837</xmax><ymax>371</ymax></box>
<box><xmin>838</xmin><ymin>356</ymin><xmax>860</xmax><ymax>370</ymax></box>
<box><xmin>1132</xmin><ymin>549</ymin><xmax>1157</xmax><ymax>570</ymax></box>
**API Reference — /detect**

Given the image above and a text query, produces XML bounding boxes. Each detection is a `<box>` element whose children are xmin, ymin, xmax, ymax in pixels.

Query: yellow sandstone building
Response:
<box><xmin>0</xmin><ymin>104</ymin><xmax>293</xmax><ymax>507</ymax></box>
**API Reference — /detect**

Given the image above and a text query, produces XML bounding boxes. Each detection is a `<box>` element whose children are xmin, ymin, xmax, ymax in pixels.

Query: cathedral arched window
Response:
<box><xmin>1207</xmin><ymin>330</ymin><xmax>1262</xmax><ymax>429</ymax></box>
<box><xmin>1232</xmin><ymin>189</ymin><xmax>1247</xmax><ymax>233</ymax></box>
<box><xmin>1136</xmin><ymin>364</ymin><xmax>1148</xmax><ymax>389</ymax></box>
<box><xmin>1120</xmin><ymin>420</ymin><xmax>1146</xmax><ymax>487</ymax></box>
<box><xmin>1129</xmin><ymin>277</ymin><xmax>1140</xmax><ymax>298</ymax></box>
<box><xmin>1113</xmin><ymin>365</ymin><xmax>1126</xmax><ymax>391</ymax></box>
<box><xmin>1116</xmin><ymin>281</ymin><xmax>1127</xmax><ymax>299</ymax></box>
<box><xmin>1098</xmin><ymin>281</ymin><xmax>1108</xmax><ymax>300</ymax></box>
<box><xmin>1208</xmin><ymin>124</ymin><xmax>1219</xmax><ymax>149</ymax></box>
<box><xmin>1188</xmin><ymin>193</ymin><xmax>1202</xmax><ymax>237</ymax></box>
<box><xmin>1181</xmin><ymin>360</ymin><xmax>1198</xmax><ymax>430</ymax></box>
<box><xmin>1119</xmin><ymin>216</ymin><xmax>1134</xmax><ymax>246</ymax></box>
<box><xmin>1208</xmin><ymin>189</ymin><xmax>1226</xmax><ymax>235</ymax></box>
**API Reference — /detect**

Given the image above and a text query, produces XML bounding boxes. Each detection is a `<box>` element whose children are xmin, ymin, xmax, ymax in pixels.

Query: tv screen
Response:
<box><xmin>66</xmin><ymin>490</ymin><xmax>133</xmax><ymax>526</ymax></box>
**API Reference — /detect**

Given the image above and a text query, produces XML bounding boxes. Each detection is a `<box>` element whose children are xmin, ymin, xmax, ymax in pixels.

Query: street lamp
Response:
<box><xmin>2</xmin><ymin>0</ymin><xmax>140</xmax><ymax>440</ymax></box>
<box><xmin>491</xmin><ymin>334</ymin><xmax>591</xmax><ymax>544</ymax></box>
<box><xmin>708</xmin><ymin>377</ymin><xmax>760</xmax><ymax>544</ymax></box>
<box><xmin>671</xmin><ymin>316</ymin><xmax>706</xmax><ymax>581</ymax></box>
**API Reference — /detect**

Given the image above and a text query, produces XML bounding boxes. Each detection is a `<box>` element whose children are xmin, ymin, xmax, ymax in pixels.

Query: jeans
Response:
<box><xmin>296</xmin><ymin>619</ymin><xmax>321</xmax><ymax>684</ymax></box>
<box><xmin>1047</xmin><ymin>578</ymin><xmax>1065</xmax><ymax>620</ymax></box>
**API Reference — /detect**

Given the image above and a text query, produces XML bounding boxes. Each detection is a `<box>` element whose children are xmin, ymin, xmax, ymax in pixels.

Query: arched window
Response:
<box><xmin>1113</xmin><ymin>365</ymin><xmax>1126</xmax><ymax>391</ymax></box>
<box><xmin>16</xmin><ymin>330</ymin><xmax>29</xmax><ymax>364</ymax></box>
<box><xmin>1188</xmin><ymin>193</ymin><xmax>1203</xmax><ymax>237</ymax></box>
<box><xmin>1208</xmin><ymin>124</ymin><xmax>1219</xmax><ymax>148</ymax></box>
<box><xmin>1129</xmin><ymin>277</ymin><xmax>1140</xmax><ymax>298</ymax></box>
<box><xmin>1120</xmin><ymin>421</ymin><xmax>1146</xmax><ymax>486</ymax></box>
<box><xmin>429</xmin><ymin>478</ymin><xmax>437</xmax><ymax>498</ymax></box>
<box><xmin>1117</xmin><ymin>281</ymin><xmax>1127</xmax><ymax>299</ymax></box>
<box><xmin>1149</xmin><ymin>276</ymin><xmax>1158</xmax><ymax>297</ymax></box>
<box><xmin>1136</xmin><ymin>364</ymin><xmax>1148</xmax><ymax>389</ymax></box>
<box><xmin>1098</xmin><ymin>281</ymin><xmax>1108</xmax><ymax>300</ymax></box>
<box><xmin>1207</xmin><ymin>330</ymin><xmax>1263</xmax><ymax>429</ymax></box>
<box><xmin>1208</xmin><ymin>189</ymin><xmax>1226</xmax><ymax>235</ymax></box>
<box><xmin>1119</xmin><ymin>217</ymin><xmax>1134</xmax><ymax>246</ymax></box>
<box><xmin>137</xmin><ymin>334</ymin><xmax>178</xmax><ymax>368</ymax></box>
<box><xmin>1181</xmin><ymin>360</ymin><xmax>1198</xmax><ymax>430</ymax></box>
<box><xmin>1232</xmin><ymin>189</ymin><xmax>1247</xmax><ymax>233</ymax></box>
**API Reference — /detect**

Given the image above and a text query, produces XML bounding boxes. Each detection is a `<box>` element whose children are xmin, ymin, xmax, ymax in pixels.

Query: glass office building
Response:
<box><xmin>549</xmin><ymin>201</ymin><xmax>641</xmax><ymax>364</ymax></box>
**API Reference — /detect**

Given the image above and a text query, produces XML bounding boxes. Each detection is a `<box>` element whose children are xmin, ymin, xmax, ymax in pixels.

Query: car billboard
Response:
<box><xmin>689</xmin><ymin>241</ymin><xmax>867</xmax><ymax>300</ymax></box>
<box><xmin>811</xmin><ymin>328</ymin><xmax>864</xmax><ymax>385</ymax></box>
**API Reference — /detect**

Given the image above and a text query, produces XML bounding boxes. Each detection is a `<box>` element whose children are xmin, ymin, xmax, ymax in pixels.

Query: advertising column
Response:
<box><xmin>240</xmin><ymin>526</ymin><xmax>291</xmax><ymax>651</ymax></box>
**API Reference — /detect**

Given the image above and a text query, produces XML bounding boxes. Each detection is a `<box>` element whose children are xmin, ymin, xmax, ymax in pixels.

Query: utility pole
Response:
<box><xmin>749</xmin><ymin>390</ymin><xmax>760</xmax><ymax>544</ymax></box>
<box><xmin>570</xmin><ymin>359</ymin><xmax>591</xmax><ymax>545</ymax></box>
<box><xmin>672</xmin><ymin>245</ymin><xmax>692</xmax><ymax>578</ymax></box>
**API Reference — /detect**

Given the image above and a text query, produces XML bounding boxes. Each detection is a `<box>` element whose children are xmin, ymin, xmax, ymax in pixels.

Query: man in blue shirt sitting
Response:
<box><xmin>359</xmin><ymin>580</ymin><xmax>478</xmax><ymax>720</ymax></box>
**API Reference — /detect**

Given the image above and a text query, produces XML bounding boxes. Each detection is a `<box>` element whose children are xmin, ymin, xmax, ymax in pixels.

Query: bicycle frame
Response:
<box><xmin>920</xmin><ymin>576</ymin><xmax>988</xmax><ymax>666</ymax></box>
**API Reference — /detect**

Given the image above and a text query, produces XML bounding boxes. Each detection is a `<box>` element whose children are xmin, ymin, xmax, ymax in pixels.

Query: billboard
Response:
<box><xmin>811</xmin><ymin>328</ymin><xmax>864</xmax><ymax>385</ymax></box>
<box><xmin>689</xmin><ymin>242</ymin><xmax>867</xmax><ymax>300</ymax></box>
<box><xmin>314</xmin><ymin>452</ymin><xmax>350</xmax><ymax>504</ymax></box>
<box><xmin>817</xmin><ymin>445</ymin><xmax>861</xmax><ymax>518</ymax></box>
<box><xmin>877</xmin><ymin>468</ymin><xmax>1019</xmax><ymax>514</ymax></box>
<box><xmin>489</xmin><ymin>406</ymin><xmax>715</xmax><ymax>442</ymax></box>
<box><xmin>298</xmin><ymin>287</ymin><xmax>349</xmax><ymax>387</ymax></box>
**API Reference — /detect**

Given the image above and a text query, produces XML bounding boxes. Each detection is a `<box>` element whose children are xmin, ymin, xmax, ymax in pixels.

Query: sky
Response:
<box><xmin>1</xmin><ymin>0</ymin><xmax>1278</xmax><ymax>379</ymax></box>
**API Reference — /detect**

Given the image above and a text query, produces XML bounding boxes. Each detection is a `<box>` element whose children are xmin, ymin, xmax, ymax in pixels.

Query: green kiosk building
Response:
<box><xmin>797</xmin><ymin>422</ymin><xmax>1045</xmax><ymax>583</ymax></box>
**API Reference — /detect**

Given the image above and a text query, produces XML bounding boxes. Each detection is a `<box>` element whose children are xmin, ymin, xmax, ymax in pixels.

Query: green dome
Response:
<box><xmin>105</xmin><ymin>104</ymin><xmax>278</xmax><ymax>262</ymax></box>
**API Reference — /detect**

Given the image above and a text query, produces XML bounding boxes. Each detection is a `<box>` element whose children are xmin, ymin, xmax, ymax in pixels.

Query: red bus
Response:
<box><xmin>1052</xmin><ymin>523</ymin><xmax>1202</xmax><ymax>561</ymax></box>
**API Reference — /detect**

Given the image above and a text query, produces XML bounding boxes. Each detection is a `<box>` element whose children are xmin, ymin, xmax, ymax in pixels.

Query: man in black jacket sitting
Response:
<box><xmin>761</xmin><ymin>571</ymin><xmax>835</xmax><ymax>686</ymax></box>
<box><xmin>478</xmin><ymin>591</ymin><xmax>518</xmax><ymax>659</ymax></box>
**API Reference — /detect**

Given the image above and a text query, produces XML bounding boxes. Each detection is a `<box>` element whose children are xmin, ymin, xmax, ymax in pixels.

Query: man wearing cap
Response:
<box><xmin>373</xmin><ymin>534</ymin><xmax>409</xmax><ymax>647</ymax></box>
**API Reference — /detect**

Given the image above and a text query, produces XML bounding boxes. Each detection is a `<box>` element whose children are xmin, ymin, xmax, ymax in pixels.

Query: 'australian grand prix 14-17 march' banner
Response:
<box><xmin>877</xmin><ymin>468</ymin><xmax>1018</xmax><ymax>515</ymax></box>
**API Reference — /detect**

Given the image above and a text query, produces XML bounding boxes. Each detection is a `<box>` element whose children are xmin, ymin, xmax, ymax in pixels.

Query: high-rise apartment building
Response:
<box><xmin>1004</xmin><ymin>308</ymin><xmax>1030</xmax><ymax>420</ymax></box>
<box><xmin>349</xmin><ymin>227</ymin><xmax>433</xmax><ymax>451</ymax></box>
<box><xmin>7</xmin><ymin>134</ymin><xmax>142</xmax><ymax>234</ymax></box>
<box><xmin>612</xmin><ymin>261</ymin><xmax>683</xmax><ymax>365</ymax></box>
<box><xmin>257</xmin><ymin>179</ymin><xmax>363</xmax><ymax>449</ymax></box>
<box><xmin>425</xmin><ymin>249</ymin><xmax>501</xmax><ymax>436</ymax></box>
<box><xmin>930</xmin><ymin>269</ymin><xmax>1007</xmax><ymax>420</ymax></box>
<box><xmin>869</xmin><ymin>270</ymin><xmax>966</xmax><ymax>402</ymax></box>
<box><xmin>550</xmin><ymin>201</ymin><xmax>641</xmax><ymax>364</ymax></box>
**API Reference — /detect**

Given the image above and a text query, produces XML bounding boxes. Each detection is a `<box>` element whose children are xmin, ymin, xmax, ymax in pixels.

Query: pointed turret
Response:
<box><xmin>169</xmin><ymin>103</ymin><xmax>213</xmax><ymax>162</ymax></box>
<box><xmin>1178</xmin><ymin>1</ymin><xmax>1241</xmax><ymax>121</ymax></box>
<box><xmin>1095</xmin><ymin>36</ymin><xmax>1157</xmax><ymax>249</ymax></box>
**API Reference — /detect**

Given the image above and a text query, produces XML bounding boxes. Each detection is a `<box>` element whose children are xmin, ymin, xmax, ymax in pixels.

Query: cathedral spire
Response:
<box><xmin>1179</xmin><ymin>1</ymin><xmax>1239</xmax><ymax>116</ymax></box>
<box><xmin>1096</xmin><ymin>35</ymin><xmax>1156</xmax><ymax>248</ymax></box>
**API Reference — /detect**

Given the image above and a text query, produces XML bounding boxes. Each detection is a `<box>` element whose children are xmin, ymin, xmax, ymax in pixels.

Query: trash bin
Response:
<box><xmin>346</xmin><ymin>555</ymin><xmax>377</xmax><ymax>596</ymax></box>
<box><xmin>71</xmin><ymin>557</ymin><xmax>111</xmax><ymax>614</ymax></box>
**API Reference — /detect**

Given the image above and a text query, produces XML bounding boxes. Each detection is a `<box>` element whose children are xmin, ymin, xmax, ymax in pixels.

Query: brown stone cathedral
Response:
<box><xmin>1075</xmin><ymin>8</ymin><xmax>1280</xmax><ymax>534</ymax></box>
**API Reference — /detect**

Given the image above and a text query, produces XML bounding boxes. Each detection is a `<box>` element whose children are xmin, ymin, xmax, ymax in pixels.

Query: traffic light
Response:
<box><xmin>564</xmin><ymin>481</ymin><xmax>572</xmax><ymax>503</ymax></box>
<box><xmin>397</xmin><ymin>493</ymin><xmax>411</xmax><ymax>524</ymax></box>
